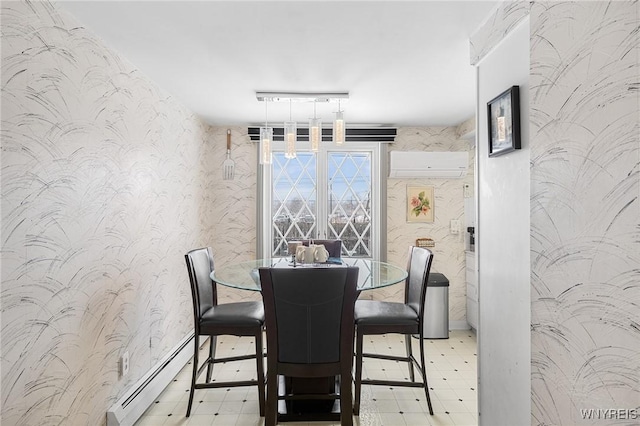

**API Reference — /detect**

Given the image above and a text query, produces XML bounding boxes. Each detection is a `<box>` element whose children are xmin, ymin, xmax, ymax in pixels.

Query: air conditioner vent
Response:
<box><xmin>389</xmin><ymin>151</ymin><xmax>469</xmax><ymax>178</ymax></box>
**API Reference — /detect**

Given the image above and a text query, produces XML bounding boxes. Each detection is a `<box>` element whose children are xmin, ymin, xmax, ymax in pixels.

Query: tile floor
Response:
<box><xmin>135</xmin><ymin>330</ymin><xmax>477</xmax><ymax>426</ymax></box>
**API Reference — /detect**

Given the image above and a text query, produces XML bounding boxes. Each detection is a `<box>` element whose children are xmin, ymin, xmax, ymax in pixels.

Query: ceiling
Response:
<box><xmin>59</xmin><ymin>1</ymin><xmax>497</xmax><ymax>128</ymax></box>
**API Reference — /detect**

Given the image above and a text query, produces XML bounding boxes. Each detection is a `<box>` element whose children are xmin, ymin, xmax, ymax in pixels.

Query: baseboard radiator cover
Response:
<box><xmin>107</xmin><ymin>333</ymin><xmax>195</xmax><ymax>426</ymax></box>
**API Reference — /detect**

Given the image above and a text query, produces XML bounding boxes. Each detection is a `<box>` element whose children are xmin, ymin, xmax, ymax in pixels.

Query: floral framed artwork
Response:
<box><xmin>407</xmin><ymin>186</ymin><xmax>434</xmax><ymax>223</ymax></box>
<box><xmin>487</xmin><ymin>85</ymin><xmax>521</xmax><ymax>157</ymax></box>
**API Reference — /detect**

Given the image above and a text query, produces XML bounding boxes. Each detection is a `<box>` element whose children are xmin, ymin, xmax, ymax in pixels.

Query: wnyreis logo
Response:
<box><xmin>580</xmin><ymin>408</ymin><xmax>638</xmax><ymax>420</ymax></box>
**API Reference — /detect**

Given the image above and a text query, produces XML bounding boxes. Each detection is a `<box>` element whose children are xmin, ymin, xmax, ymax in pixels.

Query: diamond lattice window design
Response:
<box><xmin>270</xmin><ymin>150</ymin><xmax>373</xmax><ymax>258</ymax></box>
<box><xmin>272</xmin><ymin>153</ymin><xmax>317</xmax><ymax>255</ymax></box>
<box><xmin>327</xmin><ymin>152</ymin><xmax>372</xmax><ymax>257</ymax></box>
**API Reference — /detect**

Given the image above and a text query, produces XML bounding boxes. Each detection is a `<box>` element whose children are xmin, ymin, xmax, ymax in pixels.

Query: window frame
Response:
<box><xmin>257</xmin><ymin>141</ymin><xmax>385</xmax><ymax>261</ymax></box>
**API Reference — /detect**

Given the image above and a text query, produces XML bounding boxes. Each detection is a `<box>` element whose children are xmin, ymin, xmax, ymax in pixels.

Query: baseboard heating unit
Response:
<box><xmin>107</xmin><ymin>333</ymin><xmax>195</xmax><ymax>426</ymax></box>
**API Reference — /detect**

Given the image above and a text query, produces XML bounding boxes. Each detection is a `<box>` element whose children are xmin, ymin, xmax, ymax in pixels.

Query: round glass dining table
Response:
<box><xmin>211</xmin><ymin>257</ymin><xmax>407</xmax><ymax>291</ymax></box>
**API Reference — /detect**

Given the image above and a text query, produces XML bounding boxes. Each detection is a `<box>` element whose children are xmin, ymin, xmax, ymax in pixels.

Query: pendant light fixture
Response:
<box><xmin>259</xmin><ymin>100</ymin><xmax>272</xmax><ymax>165</ymax></box>
<box><xmin>255</xmin><ymin>92</ymin><xmax>348</xmax><ymax>154</ymax></box>
<box><xmin>284</xmin><ymin>99</ymin><xmax>297</xmax><ymax>159</ymax></box>
<box><xmin>309</xmin><ymin>100</ymin><xmax>321</xmax><ymax>152</ymax></box>
<box><xmin>333</xmin><ymin>99</ymin><xmax>345</xmax><ymax>145</ymax></box>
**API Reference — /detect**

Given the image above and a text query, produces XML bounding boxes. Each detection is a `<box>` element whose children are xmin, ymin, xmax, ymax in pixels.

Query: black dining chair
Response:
<box><xmin>258</xmin><ymin>266</ymin><xmax>359</xmax><ymax>426</ymax></box>
<box><xmin>184</xmin><ymin>247</ymin><xmax>266</xmax><ymax>417</ymax></box>
<box><xmin>300</xmin><ymin>239</ymin><xmax>343</xmax><ymax>258</ymax></box>
<box><xmin>353</xmin><ymin>246</ymin><xmax>435</xmax><ymax>416</ymax></box>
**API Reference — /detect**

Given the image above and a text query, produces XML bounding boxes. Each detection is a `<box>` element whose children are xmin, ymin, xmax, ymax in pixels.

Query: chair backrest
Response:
<box><xmin>259</xmin><ymin>266</ymin><xmax>359</xmax><ymax>365</ymax></box>
<box><xmin>300</xmin><ymin>239</ymin><xmax>342</xmax><ymax>258</ymax></box>
<box><xmin>185</xmin><ymin>247</ymin><xmax>218</xmax><ymax>323</ymax></box>
<box><xmin>404</xmin><ymin>246</ymin><xmax>434</xmax><ymax>321</ymax></box>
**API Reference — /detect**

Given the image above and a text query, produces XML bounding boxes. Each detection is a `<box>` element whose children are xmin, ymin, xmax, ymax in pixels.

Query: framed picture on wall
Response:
<box><xmin>407</xmin><ymin>186</ymin><xmax>434</xmax><ymax>223</ymax></box>
<box><xmin>487</xmin><ymin>85</ymin><xmax>521</xmax><ymax>157</ymax></box>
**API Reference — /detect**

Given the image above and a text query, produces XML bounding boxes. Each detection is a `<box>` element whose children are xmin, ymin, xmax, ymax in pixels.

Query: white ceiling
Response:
<box><xmin>59</xmin><ymin>1</ymin><xmax>497</xmax><ymax>128</ymax></box>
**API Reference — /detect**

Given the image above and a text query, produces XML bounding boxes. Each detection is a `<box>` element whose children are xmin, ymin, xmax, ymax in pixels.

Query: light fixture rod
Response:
<box><xmin>256</xmin><ymin>91</ymin><xmax>349</xmax><ymax>103</ymax></box>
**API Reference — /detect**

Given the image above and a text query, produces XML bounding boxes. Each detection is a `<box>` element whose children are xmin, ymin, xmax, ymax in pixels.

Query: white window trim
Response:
<box><xmin>257</xmin><ymin>141</ymin><xmax>383</xmax><ymax>260</ymax></box>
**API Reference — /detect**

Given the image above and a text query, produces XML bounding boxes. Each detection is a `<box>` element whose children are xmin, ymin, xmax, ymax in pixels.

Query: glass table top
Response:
<box><xmin>211</xmin><ymin>257</ymin><xmax>407</xmax><ymax>292</ymax></box>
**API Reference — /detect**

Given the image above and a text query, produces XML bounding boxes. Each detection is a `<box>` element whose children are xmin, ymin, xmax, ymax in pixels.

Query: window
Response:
<box><xmin>259</xmin><ymin>142</ymin><xmax>383</xmax><ymax>260</ymax></box>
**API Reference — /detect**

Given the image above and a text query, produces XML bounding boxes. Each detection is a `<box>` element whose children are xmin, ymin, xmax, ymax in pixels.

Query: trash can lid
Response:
<box><xmin>427</xmin><ymin>273</ymin><xmax>449</xmax><ymax>287</ymax></box>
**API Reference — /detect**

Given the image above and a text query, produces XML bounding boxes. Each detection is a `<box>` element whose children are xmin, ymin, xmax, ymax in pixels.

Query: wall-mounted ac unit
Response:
<box><xmin>389</xmin><ymin>151</ymin><xmax>469</xmax><ymax>178</ymax></box>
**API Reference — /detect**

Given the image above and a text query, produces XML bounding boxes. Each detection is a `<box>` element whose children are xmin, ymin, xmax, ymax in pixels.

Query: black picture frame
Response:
<box><xmin>487</xmin><ymin>85</ymin><xmax>521</xmax><ymax>157</ymax></box>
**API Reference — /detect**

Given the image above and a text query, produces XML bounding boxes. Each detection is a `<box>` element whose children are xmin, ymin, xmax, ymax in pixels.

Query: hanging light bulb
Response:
<box><xmin>260</xmin><ymin>128</ymin><xmax>272</xmax><ymax>165</ymax></box>
<box><xmin>284</xmin><ymin>122</ymin><xmax>297</xmax><ymax>159</ymax></box>
<box><xmin>309</xmin><ymin>100</ymin><xmax>322</xmax><ymax>152</ymax></box>
<box><xmin>284</xmin><ymin>99</ymin><xmax>297</xmax><ymax>159</ymax></box>
<box><xmin>260</xmin><ymin>100</ymin><xmax>272</xmax><ymax>165</ymax></box>
<box><xmin>333</xmin><ymin>99</ymin><xmax>345</xmax><ymax>145</ymax></box>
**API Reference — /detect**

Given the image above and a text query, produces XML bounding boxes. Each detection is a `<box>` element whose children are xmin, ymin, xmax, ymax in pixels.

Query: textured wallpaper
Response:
<box><xmin>203</xmin><ymin>126</ymin><xmax>260</xmax><ymax>305</ymax></box>
<box><xmin>0</xmin><ymin>1</ymin><xmax>231</xmax><ymax>424</ymax></box>
<box><xmin>473</xmin><ymin>0</ymin><xmax>639</xmax><ymax>424</ymax></box>
<box><xmin>469</xmin><ymin>0</ymin><xmax>530</xmax><ymax>66</ymax></box>
<box><xmin>529</xmin><ymin>1</ymin><xmax>640</xmax><ymax>424</ymax></box>
<box><xmin>380</xmin><ymin>127</ymin><xmax>475</xmax><ymax>325</ymax></box>
<box><xmin>12</xmin><ymin>1</ymin><xmax>636</xmax><ymax>425</ymax></box>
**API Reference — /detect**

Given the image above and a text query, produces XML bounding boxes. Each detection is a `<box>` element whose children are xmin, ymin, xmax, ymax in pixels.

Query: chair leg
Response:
<box><xmin>353</xmin><ymin>328</ymin><xmax>364</xmax><ymax>416</ymax></box>
<box><xmin>405</xmin><ymin>334</ymin><xmax>415</xmax><ymax>382</ymax></box>
<box><xmin>186</xmin><ymin>334</ymin><xmax>199</xmax><ymax>417</ymax></box>
<box><xmin>265</xmin><ymin>369</ymin><xmax>278</xmax><ymax>426</ymax></box>
<box><xmin>255</xmin><ymin>331</ymin><xmax>266</xmax><ymax>417</ymax></box>
<box><xmin>418</xmin><ymin>335</ymin><xmax>434</xmax><ymax>415</ymax></box>
<box><xmin>340</xmin><ymin>367</ymin><xmax>354</xmax><ymax>426</ymax></box>
<box><xmin>206</xmin><ymin>335</ymin><xmax>216</xmax><ymax>383</ymax></box>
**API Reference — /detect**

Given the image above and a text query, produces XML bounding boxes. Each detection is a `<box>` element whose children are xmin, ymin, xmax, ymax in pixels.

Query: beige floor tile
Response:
<box><xmin>388</xmin><ymin>387</ymin><xmax>418</xmax><ymax>400</ymax></box>
<box><xmin>135</xmin><ymin>415</ymin><xmax>168</xmax><ymax>426</ymax></box>
<box><xmin>449</xmin><ymin>361</ymin><xmax>475</xmax><ymax>372</ymax></box>
<box><xmin>427</xmin><ymin>413</ymin><xmax>457</xmax><ymax>426</ymax></box>
<box><xmin>427</xmin><ymin>370</ymin><xmax>447</xmax><ymax>381</ymax></box>
<box><xmin>433</xmin><ymin>389</ymin><xmax>459</xmax><ymax>401</ymax></box>
<box><xmin>159</xmin><ymin>388</ymin><xmax>191</xmax><ymax>403</ymax></box>
<box><xmin>372</xmin><ymin>398</ymin><xmax>401</xmax><ymax>413</ymax></box>
<box><xmin>443</xmin><ymin>379</ymin><xmax>469</xmax><ymax>390</ymax></box>
<box><xmin>378</xmin><ymin>412</ymin><xmax>407</xmax><ymax>425</ymax></box>
<box><xmin>239</xmin><ymin>399</ymin><xmax>261</xmax><ymax>414</ymax></box>
<box><xmin>211</xmin><ymin>414</ymin><xmax>239</xmax><ymax>425</ymax></box>
<box><xmin>401</xmin><ymin>411</ymin><xmax>430</xmax><ymax>425</ymax></box>
<box><xmin>185</xmin><ymin>415</ymin><xmax>215</xmax><ymax>426</ymax></box>
<box><xmin>396</xmin><ymin>398</ymin><xmax>427</xmax><ymax>413</ymax></box>
<box><xmin>136</xmin><ymin>332</ymin><xmax>478</xmax><ymax>426</ymax></box>
<box><xmin>443</xmin><ymin>372</ymin><xmax>469</xmax><ymax>382</ymax></box>
<box><xmin>428</xmin><ymin>398</ymin><xmax>448</xmax><ymax>413</ymax></box>
<box><xmin>189</xmin><ymin>400</ymin><xmax>222</xmax><ymax>416</ymax></box>
<box><xmin>223</xmin><ymin>387</ymin><xmax>251</xmax><ymax>401</ymax></box>
<box><xmin>196</xmin><ymin>389</ymin><xmax>229</xmax><ymax>402</ymax></box>
<box><xmin>463</xmin><ymin>379</ymin><xmax>478</xmax><ymax>390</ymax></box>
<box><xmin>234</xmin><ymin>413</ymin><xmax>264</xmax><ymax>426</ymax></box>
<box><xmin>170</xmin><ymin>401</ymin><xmax>189</xmax><ymax>418</ymax></box>
<box><xmin>440</xmin><ymin>399</ymin><xmax>469</xmax><ymax>413</ymax></box>
<box><xmin>462</xmin><ymin>400</ymin><xmax>478</xmax><ymax>414</ymax></box>
<box><xmin>218</xmin><ymin>400</ymin><xmax>245</xmax><ymax>414</ymax></box>
<box><xmin>454</xmin><ymin>389</ymin><xmax>476</xmax><ymax>401</ymax></box>
<box><xmin>355</xmin><ymin>409</ymin><xmax>383</xmax><ymax>426</ymax></box>
<box><xmin>433</xmin><ymin>362</ymin><xmax>458</xmax><ymax>371</ymax></box>
<box><xmin>163</xmin><ymin>414</ymin><xmax>191</xmax><ymax>426</ymax></box>
<box><xmin>447</xmin><ymin>411</ymin><xmax>478</xmax><ymax>426</ymax></box>
<box><xmin>145</xmin><ymin>401</ymin><xmax>181</xmax><ymax>417</ymax></box>
<box><xmin>369</xmin><ymin>387</ymin><xmax>397</xmax><ymax>399</ymax></box>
